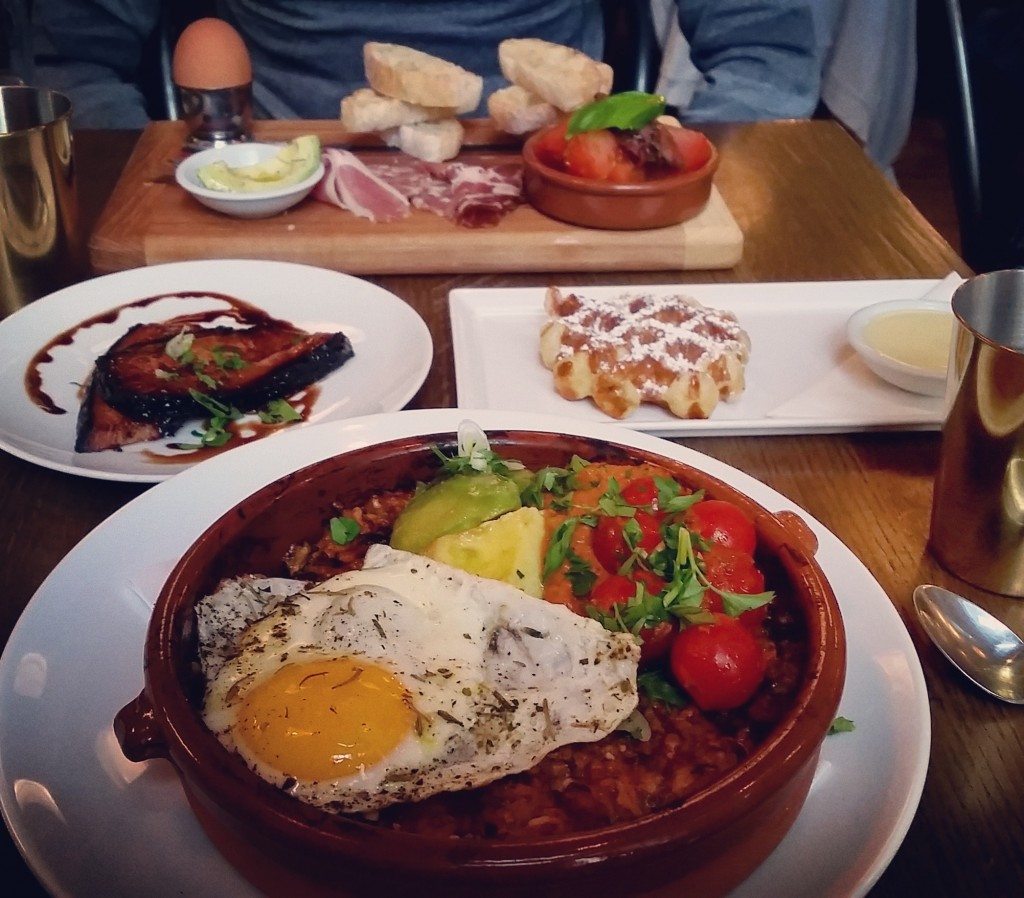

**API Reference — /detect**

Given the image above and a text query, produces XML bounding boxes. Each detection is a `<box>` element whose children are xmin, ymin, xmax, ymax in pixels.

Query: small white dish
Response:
<box><xmin>846</xmin><ymin>299</ymin><xmax>955</xmax><ymax>397</ymax></box>
<box><xmin>175</xmin><ymin>142</ymin><xmax>324</xmax><ymax>219</ymax></box>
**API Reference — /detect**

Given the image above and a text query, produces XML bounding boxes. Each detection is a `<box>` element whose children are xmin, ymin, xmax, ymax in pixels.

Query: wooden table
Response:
<box><xmin>2</xmin><ymin>121</ymin><xmax>1021</xmax><ymax>897</ymax></box>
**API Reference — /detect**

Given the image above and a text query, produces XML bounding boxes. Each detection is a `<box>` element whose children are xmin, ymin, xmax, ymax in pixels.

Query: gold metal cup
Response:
<box><xmin>929</xmin><ymin>270</ymin><xmax>1024</xmax><ymax>596</ymax></box>
<box><xmin>0</xmin><ymin>86</ymin><xmax>85</xmax><ymax>317</ymax></box>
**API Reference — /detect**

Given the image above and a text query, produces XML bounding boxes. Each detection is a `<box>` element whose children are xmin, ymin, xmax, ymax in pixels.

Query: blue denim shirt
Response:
<box><xmin>29</xmin><ymin>0</ymin><xmax>820</xmax><ymax>129</ymax></box>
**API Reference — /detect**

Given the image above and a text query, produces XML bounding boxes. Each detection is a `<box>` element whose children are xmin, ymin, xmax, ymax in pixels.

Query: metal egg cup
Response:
<box><xmin>177</xmin><ymin>82</ymin><xmax>254</xmax><ymax>150</ymax></box>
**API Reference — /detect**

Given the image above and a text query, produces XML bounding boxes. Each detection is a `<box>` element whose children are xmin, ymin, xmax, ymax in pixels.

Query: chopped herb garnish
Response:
<box><xmin>177</xmin><ymin>388</ymin><xmax>242</xmax><ymax>449</ymax></box>
<box><xmin>637</xmin><ymin>670</ymin><xmax>688</xmax><ymax>707</ymax></box>
<box><xmin>543</xmin><ymin>518</ymin><xmax>579</xmax><ymax>579</ymax></box>
<box><xmin>564</xmin><ymin>550</ymin><xmax>597</xmax><ymax>597</ymax></box>
<box><xmin>329</xmin><ymin>516</ymin><xmax>360</xmax><ymax>545</ymax></box>
<box><xmin>164</xmin><ymin>328</ymin><xmax>194</xmax><ymax>362</ymax></box>
<box><xmin>598</xmin><ymin>478</ymin><xmax>636</xmax><ymax>518</ymax></box>
<box><xmin>654</xmin><ymin>477</ymin><xmax>704</xmax><ymax>514</ymax></box>
<box><xmin>259</xmin><ymin>398</ymin><xmax>302</xmax><ymax>424</ymax></box>
<box><xmin>194</xmin><ymin>368</ymin><xmax>218</xmax><ymax>389</ymax></box>
<box><xmin>154</xmin><ymin>368</ymin><xmax>179</xmax><ymax>380</ymax></box>
<box><xmin>211</xmin><ymin>345</ymin><xmax>247</xmax><ymax>370</ymax></box>
<box><xmin>828</xmin><ymin>716</ymin><xmax>856</xmax><ymax>735</ymax></box>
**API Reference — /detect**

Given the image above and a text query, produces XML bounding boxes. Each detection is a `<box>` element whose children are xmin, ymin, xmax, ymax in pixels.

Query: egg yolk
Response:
<box><xmin>235</xmin><ymin>658</ymin><xmax>416</xmax><ymax>782</ymax></box>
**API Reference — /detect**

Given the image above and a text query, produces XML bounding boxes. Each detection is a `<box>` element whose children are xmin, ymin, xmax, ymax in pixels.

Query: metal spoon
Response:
<box><xmin>913</xmin><ymin>584</ymin><xmax>1024</xmax><ymax>704</ymax></box>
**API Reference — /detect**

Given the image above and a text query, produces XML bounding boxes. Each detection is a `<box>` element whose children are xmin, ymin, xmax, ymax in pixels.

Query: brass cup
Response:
<box><xmin>929</xmin><ymin>269</ymin><xmax>1024</xmax><ymax>596</ymax></box>
<box><xmin>0</xmin><ymin>85</ymin><xmax>85</xmax><ymax>316</ymax></box>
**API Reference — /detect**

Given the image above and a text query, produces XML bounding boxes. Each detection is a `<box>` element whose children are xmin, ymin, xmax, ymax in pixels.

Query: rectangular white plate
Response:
<box><xmin>450</xmin><ymin>279</ymin><xmax>952</xmax><ymax>437</ymax></box>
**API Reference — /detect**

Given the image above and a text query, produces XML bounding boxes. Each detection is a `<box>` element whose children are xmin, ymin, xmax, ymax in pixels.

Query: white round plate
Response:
<box><xmin>0</xmin><ymin>410</ymin><xmax>930</xmax><ymax>897</ymax></box>
<box><xmin>0</xmin><ymin>260</ymin><xmax>432</xmax><ymax>482</ymax></box>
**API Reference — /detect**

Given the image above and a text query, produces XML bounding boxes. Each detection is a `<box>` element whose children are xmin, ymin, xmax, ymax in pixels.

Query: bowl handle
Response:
<box><xmin>114</xmin><ymin>691</ymin><xmax>169</xmax><ymax>762</ymax></box>
<box><xmin>773</xmin><ymin>510</ymin><xmax>819</xmax><ymax>558</ymax></box>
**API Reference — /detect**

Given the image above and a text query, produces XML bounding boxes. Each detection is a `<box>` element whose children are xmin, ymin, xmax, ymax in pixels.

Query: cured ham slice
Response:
<box><xmin>366</xmin><ymin>159</ymin><xmax>522</xmax><ymax>228</ymax></box>
<box><xmin>313</xmin><ymin>148</ymin><xmax>410</xmax><ymax>222</ymax></box>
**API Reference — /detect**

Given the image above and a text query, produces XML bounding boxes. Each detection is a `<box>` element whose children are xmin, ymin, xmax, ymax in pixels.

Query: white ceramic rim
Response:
<box><xmin>175</xmin><ymin>143</ymin><xmax>325</xmax><ymax>201</ymax></box>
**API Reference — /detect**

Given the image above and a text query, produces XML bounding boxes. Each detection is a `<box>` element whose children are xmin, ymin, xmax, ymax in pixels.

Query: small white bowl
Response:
<box><xmin>175</xmin><ymin>142</ymin><xmax>324</xmax><ymax>219</ymax></box>
<box><xmin>847</xmin><ymin>299</ymin><xmax>956</xmax><ymax>397</ymax></box>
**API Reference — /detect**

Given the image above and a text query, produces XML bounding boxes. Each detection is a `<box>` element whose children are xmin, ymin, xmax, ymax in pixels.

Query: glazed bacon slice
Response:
<box><xmin>75</xmin><ymin>317</ymin><xmax>353</xmax><ymax>452</ymax></box>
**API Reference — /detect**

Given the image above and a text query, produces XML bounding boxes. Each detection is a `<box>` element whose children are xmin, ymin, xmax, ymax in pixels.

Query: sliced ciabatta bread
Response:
<box><xmin>383</xmin><ymin>118</ymin><xmax>464</xmax><ymax>162</ymax></box>
<box><xmin>341</xmin><ymin>88</ymin><xmax>458</xmax><ymax>133</ymax></box>
<box><xmin>365</xmin><ymin>42</ymin><xmax>482</xmax><ymax>113</ymax></box>
<box><xmin>498</xmin><ymin>38</ymin><xmax>612</xmax><ymax>112</ymax></box>
<box><xmin>487</xmin><ymin>85</ymin><xmax>559</xmax><ymax>135</ymax></box>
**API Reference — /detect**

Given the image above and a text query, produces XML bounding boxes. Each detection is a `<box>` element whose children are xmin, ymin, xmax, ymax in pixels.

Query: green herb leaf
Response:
<box><xmin>212</xmin><ymin>345</ymin><xmax>247</xmax><ymax>370</ymax></box>
<box><xmin>329</xmin><ymin>516</ymin><xmax>361</xmax><ymax>545</ymax></box>
<box><xmin>598</xmin><ymin>478</ymin><xmax>636</xmax><ymax>518</ymax></box>
<box><xmin>564</xmin><ymin>550</ymin><xmax>597</xmax><ymax>597</ymax></box>
<box><xmin>567</xmin><ymin>91</ymin><xmax>666</xmax><ymax>138</ymax></box>
<box><xmin>154</xmin><ymin>368</ymin><xmax>179</xmax><ymax>381</ymax></box>
<box><xmin>258</xmin><ymin>398</ymin><xmax>302</xmax><ymax>424</ymax></box>
<box><xmin>194</xmin><ymin>369</ymin><xmax>218</xmax><ymax>389</ymax></box>
<box><xmin>637</xmin><ymin>670</ymin><xmax>688</xmax><ymax>708</ymax></box>
<box><xmin>827</xmin><ymin>716</ymin><xmax>856</xmax><ymax>736</ymax></box>
<box><xmin>716</xmin><ymin>588</ymin><xmax>775</xmax><ymax>617</ymax></box>
<box><xmin>188</xmin><ymin>388</ymin><xmax>232</xmax><ymax>418</ymax></box>
<box><xmin>543</xmin><ymin>518</ymin><xmax>579</xmax><ymax>579</ymax></box>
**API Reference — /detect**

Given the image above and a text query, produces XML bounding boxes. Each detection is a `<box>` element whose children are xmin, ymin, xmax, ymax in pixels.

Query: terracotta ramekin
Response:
<box><xmin>521</xmin><ymin>129</ymin><xmax>718</xmax><ymax>230</ymax></box>
<box><xmin>114</xmin><ymin>431</ymin><xmax>845</xmax><ymax>898</ymax></box>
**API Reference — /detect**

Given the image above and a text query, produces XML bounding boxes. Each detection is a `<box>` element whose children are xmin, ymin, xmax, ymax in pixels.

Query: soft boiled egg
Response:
<box><xmin>196</xmin><ymin>545</ymin><xmax>640</xmax><ymax>813</ymax></box>
<box><xmin>172</xmin><ymin>17</ymin><xmax>253</xmax><ymax>90</ymax></box>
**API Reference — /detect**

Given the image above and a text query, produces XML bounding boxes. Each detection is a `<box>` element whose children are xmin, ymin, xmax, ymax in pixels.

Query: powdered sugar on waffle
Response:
<box><xmin>544</xmin><ymin>289</ymin><xmax>750</xmax><ymax>400</ymax></box>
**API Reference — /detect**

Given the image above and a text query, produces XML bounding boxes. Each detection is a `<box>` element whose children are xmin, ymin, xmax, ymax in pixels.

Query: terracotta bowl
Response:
<box><xmin>114</xmin><ymin>431</ymin><xmax>844</xmax><ymax>897</ymax></box>
<box><xmin>521</xmin><ymin>128</ymin><xmax>718</xmax><ymax>230</ymax></box>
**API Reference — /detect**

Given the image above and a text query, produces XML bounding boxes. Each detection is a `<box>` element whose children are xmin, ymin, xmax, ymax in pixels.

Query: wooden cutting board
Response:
<box><xmin>89</xmin><ymin>120</ymin><xmax>743</xmax><ymax>276</ymax></box>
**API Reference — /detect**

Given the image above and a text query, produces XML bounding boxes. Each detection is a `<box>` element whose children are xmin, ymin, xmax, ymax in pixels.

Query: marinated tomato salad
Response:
<box><xmin>279</xmin><ymin>430</ymin><xmax>808</xmax><ymax>838</ymax></box>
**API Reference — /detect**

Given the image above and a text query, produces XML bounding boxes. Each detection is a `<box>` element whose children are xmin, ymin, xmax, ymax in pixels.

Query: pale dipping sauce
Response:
<box><xmin>862</xmin><ymin>308</ymin><xmax>954</xmax><ymax>371</ymax></box>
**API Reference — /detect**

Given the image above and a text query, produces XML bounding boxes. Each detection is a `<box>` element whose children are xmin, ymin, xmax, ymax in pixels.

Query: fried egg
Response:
<box><xmin>196</xmin><ymin>545</ymin><xmax>639</xmax><ymax>813</ymax></box>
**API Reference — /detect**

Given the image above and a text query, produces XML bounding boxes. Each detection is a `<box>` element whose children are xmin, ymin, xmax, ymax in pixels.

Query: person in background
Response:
<box><xmin>19</xmin><ymin>0</ymin><xmax>822</xmax><ymax>129</ymax></box>
<box><xmin>651</xmin><ymin>0</ymin><xmax>917</xmax><ymax>172</ymax></box>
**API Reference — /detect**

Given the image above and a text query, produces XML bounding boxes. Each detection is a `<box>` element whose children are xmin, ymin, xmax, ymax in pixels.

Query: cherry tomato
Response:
<box><xmin>606</xmin><ymin>158</ymin><xmax>644</xmax><ymax>184</ymax></box>
<box><xmin>533</xmin><ymin>120</ymin><xmax>569</xmax><ymax>167</ymax></box>
<box><xmin>686</xmin><ymin>500</ymin><xmax>757</xmax><ymax>554</ymax></box>
<box><xmin>592</xmin><ymin>512</ymin><xmax>663</xmax><ymax>574</ymax></box>
<box><xmin>669</xmin><ymin>614</ymin><xmax>767</xmax><ymax>710</ymax></box>
<box><xmin>588</xmin><ymin>574</ymin><xmax>637</xmax><ymax>612</ymax></box>
<box><xmin>702</xmin><ymin>545</ymin><xmax>765</xmax><ymax>594</ymax></box>
<box><xmin>563</xmin><ymin>129</ymin><xmax>619</xmax><ymax>180</ymax></box>
<box><xmin>701</xmin><ymin>545</ymin><xmax>767</xmax><ymax>629</ymax></box>
<box><xmin>664</xmin><ymin>125</ymin><xmax>713</xmax><ymax>172</ymax></box>
<box><xmin>588</xmin><ymin>574</ymin><xmax>674</xmax><ymax>664</ymax></box>
<box><xmin>638</xmin><ymin>620</ymin><xmax>676</xmax><ymax>664</ymax></box>
<box><xmin>621</xmin><ymin>476</ymin><xmax>659</xmax><ymax>510</ymax></box>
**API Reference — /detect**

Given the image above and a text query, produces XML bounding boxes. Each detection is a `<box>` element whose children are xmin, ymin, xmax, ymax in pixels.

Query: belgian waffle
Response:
<box><xmin>539</xmin><ymin>287</ymin><xmax>750</xmax><ymax>419</ymax></box>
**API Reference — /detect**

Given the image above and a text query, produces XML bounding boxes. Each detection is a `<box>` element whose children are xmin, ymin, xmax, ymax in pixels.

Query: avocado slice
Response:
<box><xmin>197</xmin><ymin>135</ymin><xmax>321</xmax><ymax>192</ymax></box>
<box><xmin>390</xmin><ymin>473</ymin><xmax>522</xmax><ymax>556</ymax></box>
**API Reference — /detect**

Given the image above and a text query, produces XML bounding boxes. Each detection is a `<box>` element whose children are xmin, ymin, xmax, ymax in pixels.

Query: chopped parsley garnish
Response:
<box><xmin>543</xmin><ymin>518</ymin><xmax>579</xmax><ymax>579</ymax></box>
<box><xmin>176</xmin><ymin>389</ymin><xmax>242</xmax><ymax>449</ymax></box>
<box><xmin>564</xmin><ymin>550</ymin><xmax>597</xmax><ymax>597</ymax></box>
<box><xmin>827</xmin><ymin>716</ymin><xmax>856</xmax><ymax>736</ymax></box>
<box><xmin>329</xmin><ymin>516</ymin><xmax>360</xmax><ymax>545</ymax></box>
<box><xmin>654</xmin><ymin>477</ymin><xmax>705</xmax><ymax>514</ymax></box>
<box><xmin>598</xmin><ymin>478</ymin><xmax>636</xmax><ymax>518</ymax></box>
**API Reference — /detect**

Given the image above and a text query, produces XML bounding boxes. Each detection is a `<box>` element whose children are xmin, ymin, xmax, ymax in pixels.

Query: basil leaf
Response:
<box><xmin>567</xmin><ymin>91</ymin><xmax>666</xmax><ymax>137</ymax></box>
<box><xmin>637</xmin><ymin>670</ymin><xmax>688</xmax><ymax>708</ymax></box>
<box><xmin>828</xmin><ymin>716</ymin><xmax>856</xmax><ymax>736</ymax></box>
<box><xmin>329</xmin><ymin>516</ymin><xmax>361</xmax><ymax>545</ymax></box>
